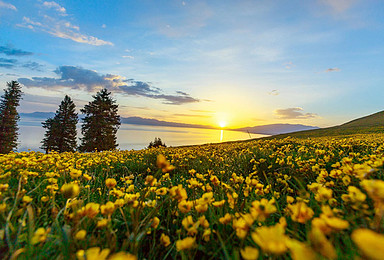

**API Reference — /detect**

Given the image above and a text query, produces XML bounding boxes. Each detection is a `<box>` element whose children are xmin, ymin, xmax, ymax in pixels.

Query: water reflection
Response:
<box><xmin>17</xmin><ymin>120</ymin><xmax>269</xmax><ymax>152</ymax></box>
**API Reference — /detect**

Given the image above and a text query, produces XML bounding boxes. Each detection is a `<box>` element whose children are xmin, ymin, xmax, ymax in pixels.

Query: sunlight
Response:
<box><xmin>219</xmin><ymin>121</ymin><xmax>227</xmax><ymax>128</ymax></box>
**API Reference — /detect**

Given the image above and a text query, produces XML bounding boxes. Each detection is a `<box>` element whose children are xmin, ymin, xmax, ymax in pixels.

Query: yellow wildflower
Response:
<box><xmin>251</xmin><ymin>224</ymin><xmax>287</xmax><ymax>255</ymax></box>
<box><xmin>160</xmin><ymin>233</ymin><xmax>171</xmax><ymax>247</ymax></box>
<box><xmin>240</xmin><ymin>246</ymin><xmax>259</xmax><ymax>260</ymax></box>
<box><xmin>288</xmin><ymin>202</ymin><xmax>314</xmax><ymax>224</ymax></box>
<box><xmin>61</xmin><ymin>183</ymin><xmax>80</xmax><ymax>199</ymax></box>
<box><xmin>176</xmin><ymin>237</ymin><xmax>195</xmax><ymax>251</ymax></box>
<box><xmin>105</xmin><ymin>178</ymin><xmax>117</xmax><ymax>189</ymax></box>
<box><xmin>351</xmin><ymin>228</ymin><xmax>384</xmax><ymax>260</ymax></box>
<box><xmin>75</xmin><ymin>230</ymin><xmax>87</xmax><ymax>240</ymax></box>
<box><xmin>101</xmin><ymin>201</ymin><xmax>115</xmax><ymax>216</ymax></box>
<box><xmin>76</xmin><ymin>247</ymin><xmax>110</xmax><ymax>260</ymax></box>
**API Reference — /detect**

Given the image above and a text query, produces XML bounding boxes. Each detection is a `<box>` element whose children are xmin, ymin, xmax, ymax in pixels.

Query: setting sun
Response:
<box><xmin>219</xmin><ymin>121</ymin><xmax>227</xmax><ymax>128</ymax></box>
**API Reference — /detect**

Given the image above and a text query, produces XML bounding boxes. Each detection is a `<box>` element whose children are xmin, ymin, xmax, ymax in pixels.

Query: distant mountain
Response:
<box><xmin>120</xmin><ymin>116</ymin><xmax>215</xmax><ymax>129</ymax></box>
<box><xmin>273</xmin><ymin>110</ymin><xmax>384</xmax><ymax>138</ymax></box>
<box><xmin>234</xmin><ymin>124</ymin><xmax>319</xmax><ymax>135</ymax></box>
<box><xmin>20</xmin><ymin>112</ymin><xmax>55</xmax><ymax>119</ymax></box>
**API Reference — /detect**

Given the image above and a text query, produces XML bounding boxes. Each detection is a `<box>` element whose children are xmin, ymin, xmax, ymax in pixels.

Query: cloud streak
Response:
<box><xmin>42</xmin><ymin>1</ymin><xmax>67</xmax><ymax>15</ymax></box>
<box><xmin>275</xmin><ymin>107</ymin><xmax>317</xmax><ymax>119</ymax></box>
<box><xmin>18</xmin><ymin>66</ymin><xmax>200</xmax><ymax>105</ymax></box>
<box><xmin>0</xmin><ymin>1</ymin><xmax>16</xmax><ymax>11</ymax></box>
<box><xmin>19</xmin><ymin>16</ymin><xmax>113</xmax><ymax>46</ymax></box>
<box><xmin>325</xmin><ymin>68</ymin><xmax>341</xmax><ymax>72</ymax></box>
<box><xmin>0</xmin><ymin>45</ymin><xmax>33</xmax><ymax>56</ymax></box>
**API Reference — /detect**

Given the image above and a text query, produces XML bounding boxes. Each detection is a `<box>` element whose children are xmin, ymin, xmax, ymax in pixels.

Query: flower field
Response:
<box><xmin>1</xmin><ymin>134</ymin><xmax>384</xmax><ymax>259</ymax></box>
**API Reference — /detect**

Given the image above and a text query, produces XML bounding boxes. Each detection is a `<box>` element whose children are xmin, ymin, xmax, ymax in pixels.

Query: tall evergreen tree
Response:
<box><xmin>79</xmin><ymin>88</ymin><xmax>120</xmax><ymax>152</ymax></box>
<box><xmin>41</xmin><ymin>95</ymin><xmax>78</xmax><ymax>153</ymax></box>
<box><xmin>0</xmin><ymin>81</ymin><xmax>23</xmax><ymax>154</ymax></box>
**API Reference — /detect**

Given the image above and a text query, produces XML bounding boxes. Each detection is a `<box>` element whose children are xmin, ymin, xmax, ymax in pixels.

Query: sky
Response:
<box><xmin>0</xmin><ymin>0</ymin><xmax>383</xmax><ymax>128</ymax></box>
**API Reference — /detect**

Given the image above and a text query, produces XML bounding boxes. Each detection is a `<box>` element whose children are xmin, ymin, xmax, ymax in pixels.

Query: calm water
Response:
<box><xmin>17</xmin><ymin>117</ymin><xmax>268</xmax><ymax>152</ymax></box>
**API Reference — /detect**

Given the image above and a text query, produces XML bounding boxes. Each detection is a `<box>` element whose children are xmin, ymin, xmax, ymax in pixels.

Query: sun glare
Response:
<box><xmin>219</xmin><ymin>121</ymin><xmax>227</xmax><ymax>128</ymax></box>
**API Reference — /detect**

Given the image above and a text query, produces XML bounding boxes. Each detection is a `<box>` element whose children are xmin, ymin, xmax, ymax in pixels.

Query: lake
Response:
<box><xmin>17</xmin><ymin>117</ymin><xmax>268</xmax><ymax>152</ymax></box>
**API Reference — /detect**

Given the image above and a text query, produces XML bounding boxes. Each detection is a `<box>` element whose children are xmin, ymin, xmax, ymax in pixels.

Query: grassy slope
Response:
<box><xmin>269</xmin><ymin>110</ymin><xmax>384</xmax><ymax>139</ymax></box>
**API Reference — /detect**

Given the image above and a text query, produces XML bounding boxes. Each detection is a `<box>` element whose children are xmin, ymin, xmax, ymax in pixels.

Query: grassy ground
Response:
<box><xmin>1</xmin><ymin>133</ymin><xmax>384</xmax><ymax>259</ymax></box>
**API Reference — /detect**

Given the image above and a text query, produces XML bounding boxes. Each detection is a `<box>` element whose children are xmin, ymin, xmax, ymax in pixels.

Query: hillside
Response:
<box><xmin>272</xmin><ymin>110</ymin><xmax>384</xmax><ymax>138</ymax></box>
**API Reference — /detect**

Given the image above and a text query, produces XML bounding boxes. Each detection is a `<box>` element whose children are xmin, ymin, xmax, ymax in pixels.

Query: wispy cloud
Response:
<box><xmin>325</xmin><ymin>68</ymin><xmax>341</xmax><ymax>73</ymax></box>
<box><xmin>319</xmin><ymin>0</ymin><xmax>357</xmax><ymax>13</ymax></box>
<box><xmin>0</xmin><ymin>45</ymin><xmax>33</xmax><ymax>56</ymax></box>
<box><xmin>0</xmin><ymin>0</ymin><xmax>16</xmax><ymax>11</ymax></box>
<box><xmin>22</xmin><ymin>61</ymin><xmax>44</xmax><ymax>71</ymax></box>
<box><xmin>42</xmin><ymin>1</ymin><xmax>66</xmax><ymax>15</ymax></box>
<box><xmin>275</xmin><ymin>107</ymin><xmax>317</xmax><ymax>119</ymax></box>
<box><xmin>268</xmin><ymin>89</ymin><xmax>279</xmax><ymax>96</ymax></box>
<box><xmin>19</xmin><ymin>16</ymin><xmax>113</xmax><ymax>46</ymax></box>
<box><xmin>0</xmin><ymin>57</ymin><xmax>17</xmax><ymax>68</ymax></box>
<box><xmin>18</xmin><ymin>66</ymin><xmax>200</xmax><ymax>105</ymax></box>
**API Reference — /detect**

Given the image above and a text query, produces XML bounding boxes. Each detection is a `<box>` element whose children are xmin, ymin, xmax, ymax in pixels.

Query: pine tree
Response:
<box><xmin>0</xmin><ymin>81</ymin><xmax>23</xmax><ymax>154</ymax></box>
<box><xmin>41</xmin><ymin>95</ymin><xmax>78</xmax><ymax>153</ymax></box>
<box><xmin>79</xmin><ymin>89</ymin><xmax>120</xmax><ymax>152</ymax></box>
<box><xmin>148</xmin><ymin>137</ymin><xmax>166</xmax><ymax>148</ymax></box>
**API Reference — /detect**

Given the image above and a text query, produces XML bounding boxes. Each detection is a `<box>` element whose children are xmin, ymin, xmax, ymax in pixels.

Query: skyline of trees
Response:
<box><xmin>79</xmin><ymin>88</ymin><xmax>121</xmax><ymax>152</ymax></box>
<box><xmin>41</xmin><ymin>95</ymin><xmax>78</xmax><ymax>153</ymax></box>
<box><xmin>0</xmin><ymin>81</ymin><xmax>23</xmax><ymax>154</ymax></box>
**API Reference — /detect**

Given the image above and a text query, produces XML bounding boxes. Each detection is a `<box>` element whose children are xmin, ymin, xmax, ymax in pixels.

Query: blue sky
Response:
<box><xmin>0</xmin><ymin>0</ymin><xmax>383</xmax><ymax>128</ymax></box>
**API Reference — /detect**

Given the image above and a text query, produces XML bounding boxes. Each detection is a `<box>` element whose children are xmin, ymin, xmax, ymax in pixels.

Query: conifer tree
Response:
<box><xmin>79</xmin><ymin>88</ymin><xmax>120</xmax><ymax>152</ymax></box>
<box><xmin>0</xmin><ymin>81</ymin><xmax>23</xmax><ymax>153</ymax></box>
<box><xmin>41</xmin><ymin>95</ymin><xmax>78</xmax><ymax>153</ymax></box>
<box><xmin>148</xmin><ymin>137</ymin><xmax>166</xmax><ymax>148</ymax></box>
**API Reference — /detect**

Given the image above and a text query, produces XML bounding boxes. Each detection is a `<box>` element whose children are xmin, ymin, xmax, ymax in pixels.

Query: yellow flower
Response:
<box><xmin>240</xmin><ymin>246</ymin><xmax>259</xmax><ymax>260</ymax></box>
<box><xmin>286</xmin><ymin>239</ymin><xmax>317</xmax><ymax>260</ymax></box>
<box><xmin>156</xmin><ymin>154</ymin><xmax>175</xmax><ymax>173</ymax></box>
<box><xmin>202</xmin><ymin>228</ymin><xmax>211</xmax><ymax>242</ymax></box>
<box><xmin>288</xmin><ymin>202</ymin><xmax>314</xmax><ymax>224</ymax></box>
<box><xmin>178</xmin><ymin>200</ymin><xmax>193</xmax><ymax>213</ymax></box>
<box><xmin>31</xmin><ymin>227</ymin><xmax>50</xmax><ymax>245</ymax></box>
<box><xmin>22</xmin><ymin>195</ymin><xmax>33</xmax><ymax>204</ymax></box>
<box><xmin>169</xmin><ymin>185</ymin><xmax>188</xmax><ymax>202</ymax></box>
<box><xmin>97</xmin><ymin>219</ymin><xmax>109</xmax><ymax>228</ymax></box>
<box><xmin>219</xmin><ymin>213</ymin><xmax>232</xmax><ymax>224</ymax></box>
<box><xmin>250</xmin><ymin>198</ymin><xmax>277</xmax><ymax>221</ymax></box>
<box><xmin>176</xmin><ymin>237</ymin><xmax>195</xmax><ymax>251</ymax></box>
<box><xmin>105</xmin><ymin>178</ymin><xmax>117</xmax><ymax>189</ymax></box>
<box><xmin>101</xmin><ymin>201</ymin><xmax>115</xmax><ymax>216</ymax></box>
<box><xmin>70</xmin><ymin>168</ymin><xmax>82</xmax><ymax>178</ymax></box>
<box><xmin>160</xmin><ymin>233</ymin><xmax>171</xmax><ymax>247</ymax></box>
<box><xmin>151</xmin><ymin>217</ymin><xmax>160</xmax><ymax>229</ymax></box>
<box><xmin>212</xmin><ymin>200</ymin><xmax>226</xmax><ymax>207</ymax></box>
<box><xmin>309</xmin><ymin>227</ymin><xmax>336</xmax><ymax>259</ymax></box>
<box><xmin>0</xmin><ymin>203</ymin><xmax>6</xmax><ymax>213</ymax></box>
<box><xmin>351</xmin><ymin>228</ymin><xmax>384</xmax><ymax>260</ymax></box>
<box><xmin>251</xmin><ymin>224</ymin><xmax>287</xmax><ymax>255</ymax></box>
<box><xmin>83</xmin><ymin>202</ymin><xmax>100</xmax><ymax>218</ymax></box>
<box><xmin>182</xmin><ymin>215</ymin><xmax>199</xmax><ymax>236</ymax></box>
<box><xmin>76</xmin><ymin>247</ymin><xmax>110</xmax><ymax>260</ymax></box>
<box><xmin>156</xmin><ymin>187</ymin><xmax>167</xmax><ymax>195</ymax></box>
<box><xmin>61</xmin><ymin>183</ymin><xmax>80</xmax><ymax>199</ymax></box>
<box><xmin>314</xmin><ymin>187</ymin><xmax>333</xmax><ymax>202</ymax></box>
<box><xmin>108</xmin><ymin>252</ymin><xmax>137</xmax><ymax>260</ymax></box>
<box><xmin>75</xmin><ymin>230</ymin><xmax>87</xmax><ymax>240</ymax></box>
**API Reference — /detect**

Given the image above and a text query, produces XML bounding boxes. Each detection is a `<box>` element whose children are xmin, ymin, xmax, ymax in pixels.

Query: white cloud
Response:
<box><xmin>122</xmin><ymin>55</ymin><xmax>134</xmax><ymax>59</ymax></box>
<box><xmin>325</xmin><ymin>68</ymin><xmax>341</xmax><ymax>73</ymax></box>
<box><xmin>0</xmin><ymin>1</ymin><xmax>17</xmax><ymax>11</ymax></box>
<box><xmin>42</xmin><ymin>1</ymin><xmax>66</xmax><ymax>15</ymax></box>
<box><xmin>19</xmin><ymin>16</ymin><xmax>113</xmax><ymax>46</ymax></box>
<box><xmin>275</xmin><ymin>107</ymin><xmax>317</xmax><ymax>119</ymax></box>
<box><xmin>101</xmin><ymin>24</ymin><xmax>106</xmax><ymax>28</ymax></box>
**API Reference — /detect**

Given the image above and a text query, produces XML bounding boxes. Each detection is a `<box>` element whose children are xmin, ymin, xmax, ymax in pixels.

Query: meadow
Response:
<box><xmin>1</xmin><ymin>134</ymin><xmax>384</xmax><ymax>259</ymax></box>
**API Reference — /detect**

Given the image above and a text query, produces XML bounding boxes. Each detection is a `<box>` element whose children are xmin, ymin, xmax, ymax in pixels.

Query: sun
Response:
<box><xmin>219</xmin><ymin>121</ymin><xmax>227</xmax><ymax>128</ymax></box>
